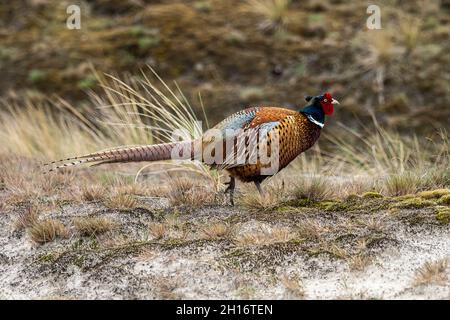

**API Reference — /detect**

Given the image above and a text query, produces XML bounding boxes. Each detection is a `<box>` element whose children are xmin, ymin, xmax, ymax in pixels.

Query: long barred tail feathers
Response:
<box><xmin>45</xmin><ymin>141</ymin><xmax>194</xmax><ymax>172</ymax></box>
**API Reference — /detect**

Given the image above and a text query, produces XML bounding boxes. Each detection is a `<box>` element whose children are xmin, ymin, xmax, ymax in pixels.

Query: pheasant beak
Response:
<box><xmin>331</xmin><ymin>98</ymin><xmax>340</xmax><ymax>105</ymax></box>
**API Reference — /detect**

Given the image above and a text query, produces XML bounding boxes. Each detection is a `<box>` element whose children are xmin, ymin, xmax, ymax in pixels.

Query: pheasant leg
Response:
<box><xmin>224</xmin><ymin>176</ymin><xmax>236</xmax><ymax>206</ymax></box>
<box><xmin>254</xmin><ymin>181</ymin><xmax>263</xmax><ymax>196</ymax></box>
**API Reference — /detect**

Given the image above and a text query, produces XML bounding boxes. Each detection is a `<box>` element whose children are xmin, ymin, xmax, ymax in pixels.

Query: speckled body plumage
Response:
<box><xmin>214</xmin><ymin>106</ymin><xmax>321</xmax><ymax>183</ymax></box>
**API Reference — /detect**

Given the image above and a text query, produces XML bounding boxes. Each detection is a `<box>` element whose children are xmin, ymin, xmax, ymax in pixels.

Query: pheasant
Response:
<box><xmin>48</xmin><ymin>92</ymin><xmax>339</xmax><ymax>204</ymax></box>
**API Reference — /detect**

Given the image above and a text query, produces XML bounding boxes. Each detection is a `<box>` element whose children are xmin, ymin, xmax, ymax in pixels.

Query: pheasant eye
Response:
<box><xmin>323</xmin><ymin>98</ymin><xmax>328</xmax><ymax>102</ymax></box>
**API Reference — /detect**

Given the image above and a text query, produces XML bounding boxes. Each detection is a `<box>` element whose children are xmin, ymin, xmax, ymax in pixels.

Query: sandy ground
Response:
<box><xmin>0</xmin><ymin>197</ymin><xmax>449</xmax><ymax>300</ymax></box>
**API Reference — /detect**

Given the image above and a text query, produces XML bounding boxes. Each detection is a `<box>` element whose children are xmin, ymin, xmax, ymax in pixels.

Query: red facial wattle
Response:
<box><xmin>322</xmin><ymin>102</ymin><xmax>334</xmax><ymax>115</ymax></box>
<box><xmin>320</xmin><ymin>92</ymin><xmax>334</xmax><ymax>116</ymax></box>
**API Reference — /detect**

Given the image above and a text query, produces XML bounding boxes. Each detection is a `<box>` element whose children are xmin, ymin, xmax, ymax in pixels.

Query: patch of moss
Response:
<box><xmin>290</xmin><ymin>198</ymin><xmax>313</xmax><ymax>207</ymax></box>
<box><xmin>394</xmin><ymin>194</ymin><xmax>416</xmax><ymax>201</ymax></box>
<box><xmin>117</xmin><ymin>50</ymin><xmax>136</xmax><ymax>66</ymax></box>
<box><xmin>224</xmin><ymin>30</ymin><xmax>247</xmax><ymax>45</ymax></box>
<box><xmin>288</xmin><ymin>238</ymin><xmax>305</xmax><ymax>245</ymax></box>
<box><xmin>308</xmin><ymin>13</ymin><xmax>324</xmax><ymax>24</ymax></box>
<box><xmin>28</xmin><ymin>69</ymin><xmax>47</xmax><ymax>84</ymax></box>
<box><xmin>435</xmin><ymin>207</ymin><xmax>450</xmax><ymax>224</ymax></box>
<box><xmin>345</xmin><ymin>194</ymin><xmax>361</xmax><ymax>201</ymax></box>
<box><xmin>307</xmin><ymin>245</ymin><xmax>347</xmax><ymax>259</ymax></box>
<box><xmin>316</xmin><ymin>201</ymin><xmax>345</xmax><ymax>211</ymax></box>
<box><xmin>163</xmin><ymin>238</ymin><xmax>186</xmax><ymax>246</ymax></box>
<box><xmin>392</xmin><ymin>197</ymin><xmax>435</xmax><ymax>209</ymax></box>
<box><xmin>38</xmin><ymin>252</ymin><xmax>58</xmax><ymax>263</ymax></box>
<box><xmin>437</xmin><ymin>194</ymin><xmax>450</xmax><ymax>205</ymax></box>
<box><xmin>129</xmin><ymin>25</ymin><xmax>145</xmax><ymax>37</ymax></box>
<box><xmin>225</xmin><ymin>248</ymin><xmax>246</xmax><ymax>258</ymax></box>
<box><xmin>73</xmin><ymin>255</ymin><xmax>86</xmax><ymax>269</ymax></box>
<box><xmin>315</xmin><ymin>199</ymin><xmax>372</xmax><ymax>212</ymax></box>
<box><xmin>0</xmin><ymin>46</ymin><xmax>17</xmax><ymax>61</ymax></box>
<box><xmin>276</xmin><ymin>206</ymin><xmax>293</xmax><ymax>213</ymax></box>
<box><xmin>293</xmin><ymin>61</ymin><xmax>306</xmax><ymax>77</ymax></box>
<box><xmin>193</xmin><ymin>1</ymin><xmax>212</xmax><ymax>13</ymax></box>
<box><xmin>138</xmin><ymin>36</ymin><xmax>160</xmax><ymax>51</ymax></box>
<box><xmin>334</xmin><ymin>233</ymin><xmax>358</xmax><ymax>242</ymax></box>
<box><xmin>77</xmin><ymin>75</ymin><xmax>97</xmax><ymax>89</ymax></box>
<box><xmin>418</xmin><ymin>189</ymin><xmax>450</xmax><ymax>199</ymax></box>
<box><xmin>362</xmin><ymin>192</ymin><xmax>383</xmax><ymax>199</ymax></box>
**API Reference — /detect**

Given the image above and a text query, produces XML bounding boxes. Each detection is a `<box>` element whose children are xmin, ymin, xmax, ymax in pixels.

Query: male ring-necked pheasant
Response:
<box><xmin>49</xmin><ymin>92</ymin><xmax>339</xmax><ymax>204</ymax></box>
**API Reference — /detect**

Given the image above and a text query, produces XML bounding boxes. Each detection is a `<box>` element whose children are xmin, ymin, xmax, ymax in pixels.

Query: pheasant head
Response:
<box><xmin>300</xmin><ymin>92</ymin><xmax>339</xmax><ymax>128</ymax></box>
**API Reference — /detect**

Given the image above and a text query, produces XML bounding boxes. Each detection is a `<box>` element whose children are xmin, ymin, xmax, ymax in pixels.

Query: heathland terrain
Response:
<box><xmin>0</xmin><ymin>0</ymin><xmax>449</xmax><ymax>299</ymax></box>
<box><xmin>0</xmin><ymin>154</ymin><xmax>449</xmax><ymax>299</ymax></box>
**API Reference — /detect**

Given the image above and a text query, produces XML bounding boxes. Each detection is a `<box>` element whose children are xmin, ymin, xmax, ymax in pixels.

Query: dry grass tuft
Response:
<box><xmin>14</xmin><ymin>205</ymin><xmax>39</xmax><ymax>231</ymax></box>
<box><xmin>145</xmin><ymin>184</ymin><xmax>171</xmax><ymax>197</ymax></box>
<box><xmin>239</xmin><ymin>182</ymin><xmax>286</xmax><ymax>212</ymax></box>
<box><xmin>399</xmin><ymin>15</ymin><xmax>421</xmax><ymax>55</ymax></box>
<box><xmin>168</xmin><ymin>178</ymin><xmax>195</xmax><ymax>205</ymax></box>
<box><xmin>234</xmin><ymin>225</ymin><xmax>293</xmax><ymax>246</ymax></box>
<box><xmin>337</xmin><ymin>177</ymin><xmax>381</xmax><ymax>199</ymax></box>
<box><xmin>163</xmin><ymin>214</ymin><xmax>183</xmax><ymax>228</ymax></box>
<box><xmin>239</xmin><ymin>191</ymin><xmax>284</xmax><ymax>213</ymax></box>
<box><xmin>147</xmin><ymin>215</ymin><xmax>189</xmax><ymax>241</ymax></box>
<box><xmin>311</xmin><ymin>243</ymin><xmax>348</xmax><ymax>259</ymax></box>
<box><xmin>148</xmin><ymin>222</ymin><xmax>167</xmax><ymax>240</ymax></box>
<box><xmin>73</xmin><ymin>216</ymin><xmax>116</xmax><ymax>236</ymax></box>
<box><xmin>348</xmin><ymin>254</ymin><xmax>372</xmax><ymax>272</ymax></box>
<box><xmin>326</xmin><ymin>243</ymin><xmax>349</xmax><ymax>259</ymax></box>
<box><xmin>200</xmin><ymin>222</ymin><xmax>232</xmax><ymax>240</ymax></box>
<box><xmin>105</xmin><ymin>194</ymin><xmax>138</xmax><ymax>211</ymax></box>
<box><xmin>414</xmin><ymin>259</ymin><xmax>449</xmax><ymax>286</ymax></box>
<box><xmin>291</xmin><ymin>176</ymin><xmax>332</xmax><ymax>202</ymax></box>
<box><xmin>357</xmin><ymin>216</ymin><xmax>387</xmax><ymax>233</ymax></box>
<box><xmin>137</xmin><ymin>248</ymin><xmax>159</xmax><ymax>261</ymax></box>
<box><xmin>28</xmin><ymin>219</ymin><xmax>68</xmax><ymax>244</ymax></box>
<box><xmin>367</xmin><ymin>29</ymin><xmax>396</xmax><ymax>65</ymax></box>
<box><xmin>297</xmin><ymin>219</ymin><xmax>329</xmax><ymax>241</ymax></box>
<box><xmin>383</xmin><ymin>170</ymin><xmax>449</xmax><ymax>198</ymax></box>
<box><xmin>247</xmin><ymin>0</ymin><xmax>291</xmax><ymax>30</ymax></box>
<box><xmin>113</xmin><ymin>182</ymin><xmax>151</xmax><ymax>197</ymax></box>
<box><xmin>281</xmin><ymin>275</ymin><xmax>305</xmax><ymax>299</ymax></box>
<box><xmin>155</xmin><ymin>277</ymin><xmax>182</xmax><ymax>299</ymax></box>
<box><xmin>384</xmin><ymin>172</ymin><xmax>421</xmax><ymax>196</ymax></box>
<box><xmin>80</xmin><ymin>185</ymin><xmax>107</xmax><ymax>201</ymax></box>
<box><xmin>168</xmin><ymin>178</ymin><xmax>216</xmax><ymax>208</ymax></box>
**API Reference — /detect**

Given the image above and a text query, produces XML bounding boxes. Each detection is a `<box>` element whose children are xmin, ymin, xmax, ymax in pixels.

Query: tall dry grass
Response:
<box><xmin>326</xmin><ymin>122</ymin><xmax>448</xmax><ymax>175</ymax></box>
<box><xmin>0</xmin><ymin>67</ymin><xmax>203</xmax><ymax>159</ymax></box>
<box><xmin>0</xmin><ymin>67</ymin><xmax>221</xmax><ymax>188</ymax></box>
<box><xmin>246</xmin><ymin>0</ymin><xmax>291</xmax><ymax>29</ymax></box>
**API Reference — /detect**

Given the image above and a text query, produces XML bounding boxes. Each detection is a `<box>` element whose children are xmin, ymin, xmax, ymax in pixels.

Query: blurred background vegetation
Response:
<box><xmin>0</xmin><ymin>0</ymin><xmax>449</xmax><ymax>136</ymax></box>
